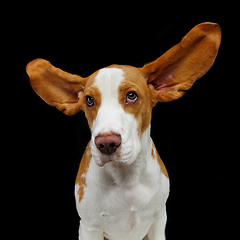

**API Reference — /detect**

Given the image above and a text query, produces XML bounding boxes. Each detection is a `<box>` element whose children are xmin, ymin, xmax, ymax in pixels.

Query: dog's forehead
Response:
<box><xmin>86</xmin><ymin>65</ymin><xmax>147</xmax><ymax>92</ymax></box>
<box><xmin>95</xmin><ymin>67</ymin><xmax>125</xmax><ymax>94</ymax></box>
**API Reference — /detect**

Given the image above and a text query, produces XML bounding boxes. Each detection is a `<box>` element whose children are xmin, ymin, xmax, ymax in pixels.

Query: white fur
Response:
<box><xmin>90</xmin><ymin>68</ymin><xmax>142</xmax><ymax>167</ymax></box>
<box><xmin>75</xmin><ymin>68</ymin><xmax>169</xmax><ymax>240</ymax></box>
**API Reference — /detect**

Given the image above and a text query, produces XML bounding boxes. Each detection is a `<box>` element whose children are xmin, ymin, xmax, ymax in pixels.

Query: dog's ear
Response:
<box><xmin>141</xmin><ymin>22</ymin><xmax>221</xmax><ymax>103</ymax></box>
<box><xmin>26</xmin><ymin>59</ymin><xmax>88</xmax><ymax>116</ymax></box>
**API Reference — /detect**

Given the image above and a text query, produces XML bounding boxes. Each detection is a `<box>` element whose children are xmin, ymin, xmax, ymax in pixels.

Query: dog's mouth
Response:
<box><xmin>97</xmin><ymin>151</ymin><xmax>129</xmax><ymax>167</ymax></box>
<box><xmin>97</xmin><ymin>156</ymin><xmax>113</xmax><ymax>167</ymax></box>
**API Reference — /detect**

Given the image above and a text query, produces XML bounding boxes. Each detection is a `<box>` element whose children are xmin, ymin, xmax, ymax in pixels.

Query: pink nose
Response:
<box><xmin>95</xmin><ymin>134</ymin><xmax>121</xmax><ymax>155</ymax></box>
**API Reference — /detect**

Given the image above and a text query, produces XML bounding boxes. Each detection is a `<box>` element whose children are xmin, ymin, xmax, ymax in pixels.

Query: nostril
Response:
<box><xmin>95</xmin><ymin>133</ymin><xmax>121</xmax><ymax>155</ymax></box>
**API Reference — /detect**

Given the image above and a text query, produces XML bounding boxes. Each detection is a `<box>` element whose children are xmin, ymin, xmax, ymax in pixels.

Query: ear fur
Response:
<box><xmin>141</xmin><ymin>22</ymin><xmax>221</xmax><ymax>103</ymax></box>
<box><xmin>26</xmin><ymin>59</ymin><xmax>88</xmax><ymax>115</ymax></box>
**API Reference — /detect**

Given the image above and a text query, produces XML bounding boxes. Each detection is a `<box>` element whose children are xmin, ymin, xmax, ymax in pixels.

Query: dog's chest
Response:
<box><xmin>84</xmin><ymin>181</ymin><xmax>159</xmax><ymax>239</ymax></box>
<box><xmin>76</xmin><ymin>157</ymin><xmax>168</xmax><ymax>240</ymax></box>
<box><xmin>98</xmin><ymin>184</ymin><xmax>158</xmax><ymax>239</ymax></box>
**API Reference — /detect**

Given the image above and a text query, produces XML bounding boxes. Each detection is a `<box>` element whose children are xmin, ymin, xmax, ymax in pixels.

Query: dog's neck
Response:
<box><xmin>99</xmin><ymin>125</ymin><xmax>152</xmax><ymax>186</ymax></box>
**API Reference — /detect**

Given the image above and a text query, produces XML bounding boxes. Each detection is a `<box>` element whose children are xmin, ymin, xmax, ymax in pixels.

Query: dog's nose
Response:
<box><xmin>95</xmin><ymin>134</ymin><xmax>121</xmax><ymax>155</ymax></box>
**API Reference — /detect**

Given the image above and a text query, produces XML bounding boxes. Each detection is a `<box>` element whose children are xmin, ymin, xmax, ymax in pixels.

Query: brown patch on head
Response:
<box><xmin>114</xmin><ymin>65</ymin><xmax>153</xmax><ymax>138</ymax></box>
<box><xmin>152</xmin><ymin>142</ymin><xmax>169</xmax><ymax>179</ymax></box>
<box><xmin>83</xmin><ymin>70</ymin><xmax>102</xmax><ymax>130</ymax></box>
<box><xmin>75</xmin><ymin>142</ymin><xmax>92</xmax><ymax>203</ymax></box>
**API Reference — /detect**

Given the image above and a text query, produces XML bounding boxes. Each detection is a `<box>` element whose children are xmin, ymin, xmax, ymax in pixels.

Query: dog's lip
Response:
<box><xmin>97</xmin><ymin>161</ymin><xmax>112</xmax><ymax>167</ymax></box>
<box><xmin>97</xmin><ymin>156</ymin><xmax>112</xmax><ymax>167</ymax></box>
<box><xmin>97</xmin><ymin>152</ymin><xmax>129</xmax><ymax>167</ymax></box>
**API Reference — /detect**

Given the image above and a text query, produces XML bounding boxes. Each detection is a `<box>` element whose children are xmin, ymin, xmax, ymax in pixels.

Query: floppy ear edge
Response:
<box><xmin>142</xmin><ymin>22</ymin><xmax>221</xmax><ymax>103</ymax></box>
<box><xmin>26</xmin><ymin>58</ymin><xmax>88</xmax><ymax>116</ymax></box>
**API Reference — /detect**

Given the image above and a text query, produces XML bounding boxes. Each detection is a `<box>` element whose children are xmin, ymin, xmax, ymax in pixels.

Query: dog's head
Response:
<box><xmin>26</xmin><ymin>22</ymin><xmax>221</xmax><ymax>166</ymax></box>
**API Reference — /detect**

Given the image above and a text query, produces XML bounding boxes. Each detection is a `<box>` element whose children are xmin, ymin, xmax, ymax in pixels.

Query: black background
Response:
<box><xmin>9</xmin><ymin>3</ymin><xmax>233</xmax><ymax>240</ymax></box>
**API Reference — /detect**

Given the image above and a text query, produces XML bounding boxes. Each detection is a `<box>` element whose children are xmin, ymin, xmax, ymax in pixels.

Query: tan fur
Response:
<box><xmin>141</xmin><ymin>22</ymin><xmax>221</xmax><ymax>102</ymax></box>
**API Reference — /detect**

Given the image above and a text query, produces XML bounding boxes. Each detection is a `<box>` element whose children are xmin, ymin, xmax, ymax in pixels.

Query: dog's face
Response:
<box><xmin>83</xmin><ymin>66</ymin><xmax>153</xmax><ymax>166</ymax></box>
<box><xmin>26</xmin><ymin>23</ymin><xmax>221</xmax><ymax>166</ymax></box>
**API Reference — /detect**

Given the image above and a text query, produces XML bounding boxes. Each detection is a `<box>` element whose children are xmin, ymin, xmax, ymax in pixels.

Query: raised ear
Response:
<box><xmin>26</xmin><ymin>59</ymin><xmax>88</xmax><ymax>116</ymax></box>
<box><xmin>141</xmin><ymin>22</ymin><xmax>221</xmax><ymax>103</ymax></box>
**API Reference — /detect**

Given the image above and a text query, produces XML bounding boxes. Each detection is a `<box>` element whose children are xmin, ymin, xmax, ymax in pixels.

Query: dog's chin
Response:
<box><xmin>93</xmin><ymin>151</ymin><xmax>135</xmax><ymax>167</ymax></box>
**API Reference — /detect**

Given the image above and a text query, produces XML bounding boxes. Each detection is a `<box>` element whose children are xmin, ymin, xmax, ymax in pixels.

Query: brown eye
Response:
<box><xmin>86</xmin><ymin>96</ymin><xmax>95</xmax><ymax>107</ymax></box>
<box><xmin>126</xmin><ymin>92</ymin><xmax>138</xmax><ymax>104</ymax></box>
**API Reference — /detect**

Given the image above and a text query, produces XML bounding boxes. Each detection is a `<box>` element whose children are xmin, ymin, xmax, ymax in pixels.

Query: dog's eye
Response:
<box><xmin>86</xmin><ymin>96</ymin><xmax>95</xmax><ymax>107</ymax></box>
<box><xmin>126</xmin><ymin>92</ymin><xmax>138</xmax><ymax>104</ymax></box>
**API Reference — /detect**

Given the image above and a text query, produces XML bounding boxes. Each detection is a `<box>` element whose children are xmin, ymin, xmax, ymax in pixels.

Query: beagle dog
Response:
<box><xmin>26</xmin><ymin>22</ymin><xmax>221</xmax><ymax>240</ymax></box>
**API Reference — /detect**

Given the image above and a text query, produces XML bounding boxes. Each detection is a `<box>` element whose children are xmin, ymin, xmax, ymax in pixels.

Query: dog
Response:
<box><xmin>26</xmin><ymin>22</ymin><xmax>221</xmax><ymax>240</ymax></box>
